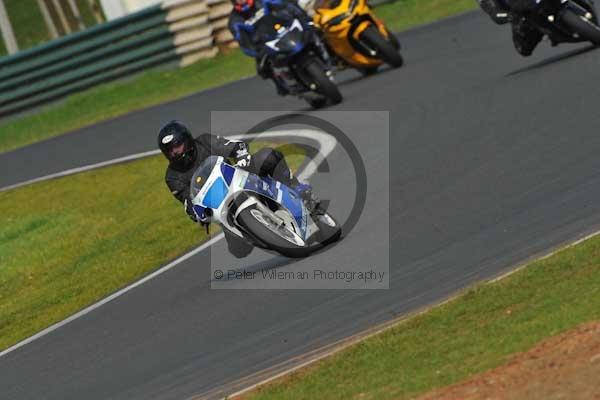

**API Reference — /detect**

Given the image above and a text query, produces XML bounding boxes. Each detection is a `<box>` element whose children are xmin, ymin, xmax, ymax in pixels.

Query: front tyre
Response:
<box><xmin>360</xmin><ymin>25</ymin><xmax>404</xmax><ymax>68</ymax></box>
<box><xmin>307</xmin><ymin>97</ymin><xmax>328</xmax><ymax>109</ymax></box>
<box><xmin>237</xmin><ymin>204</ymin><xmax>312</xmax><ymax>258</ymax></box>
<box><xmin>561</xmin><ymin>8</ymin><xmax>600</xmax><ymax>44</ymax></box>
<box><xmin>359</xmin><ymin>66</ymin><xmax>379</xmax><ymax>77</ymax></box>
<box><xmin>304</xmin><ymin>60</ymin><xmax>343</xmax><ymax>105</ymax></box>
<box><xmin>385</xmin><ymin>28</ymin><xmax>401</xmax><ymax>50</ymax></box>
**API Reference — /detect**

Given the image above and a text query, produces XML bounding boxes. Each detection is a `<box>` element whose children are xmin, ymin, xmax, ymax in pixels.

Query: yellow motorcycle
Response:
<box><xmin>312</xmin><ymin>0</ymin><xmax>403</xmax><ymax>75</ymax></box>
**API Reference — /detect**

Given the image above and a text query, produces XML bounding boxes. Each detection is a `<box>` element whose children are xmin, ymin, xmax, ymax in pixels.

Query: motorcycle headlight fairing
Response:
<box><xmin>326</xmin><ymin>12</ymin><xmax>351</xmax><ymax>26</ymax></box>
<box><xmin>325</xmin><ymin>0</ymin><xmax>358</xmax><ymax>26</ymax></box>
<box><xmin>266</xmin><ymin>20</ymin><xmax>305</xmax><ymax>53</ymax></box>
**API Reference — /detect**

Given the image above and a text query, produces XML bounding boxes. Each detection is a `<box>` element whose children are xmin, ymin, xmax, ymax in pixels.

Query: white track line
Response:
<box><xmin>0</xmin><ymin>129</ymin><xmax>335</xmax><ymax>192</ymax></box>
<box><xmin>0</xmin><ymin>150</ymin><xmax>160</xmax><ymax>192</ymax></box>
<box><xmin>0</xmin><ymin>129</ymin><xmax>336</xmax><ymax>358</ymax></box>
<box><xmin>221</xmin><ymin>227</ymin><xmax>600</xmax><ymax>400</ymax></box>
<box><xmin>0</xmin><ymin>233</ymin><xmax>224</xmax><ymax>358</ymax></box>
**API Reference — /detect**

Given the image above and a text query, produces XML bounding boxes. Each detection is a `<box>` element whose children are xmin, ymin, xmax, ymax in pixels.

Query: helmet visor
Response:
<box><xmin>168</xmin><ymin>143</ymin><xmax>186</xmax><ymax>160</ymax></box>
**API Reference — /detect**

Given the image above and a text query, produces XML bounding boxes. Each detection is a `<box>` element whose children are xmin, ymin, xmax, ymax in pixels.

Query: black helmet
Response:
<box><xmin>158</xmin><ymin>120</ymin><xmax>197</xmax><ymax>169</ymax></box>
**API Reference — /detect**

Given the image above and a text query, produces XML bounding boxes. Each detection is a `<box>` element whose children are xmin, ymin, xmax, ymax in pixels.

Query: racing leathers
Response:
<box><xmin>477</xmin><ymin>0</ymin><xmax>544</xmax><ymax>56</ymax></box>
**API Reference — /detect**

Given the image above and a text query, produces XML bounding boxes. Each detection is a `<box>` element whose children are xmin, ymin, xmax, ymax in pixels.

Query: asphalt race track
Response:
<box><xmin>5</xmin><ymin>10</ymin><xmax>600</xmax><ymax>400</ymax></box>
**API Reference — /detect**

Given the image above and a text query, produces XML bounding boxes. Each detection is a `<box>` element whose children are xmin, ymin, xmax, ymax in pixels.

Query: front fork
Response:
<box><xmin>350</xmin><ymin>14</ymin><xmax>397</xmax><ymax>56</ymax></box>
<box><xmin>312</xmin><ymin>31</ymin><xmax>335</xmax><ymax>70</ymax></box>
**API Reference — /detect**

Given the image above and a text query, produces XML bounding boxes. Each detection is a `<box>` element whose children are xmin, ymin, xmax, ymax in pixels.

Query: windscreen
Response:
<box><xmin>315</xmin><ymin>0</ymin><xmax>342</xmax><ymax>9</ymax></box>
<box><xmin>190</xmin><ymin>156</ymin><xmax>220</xmax><ymax>199</ymax></box>
<box><xmin>254</xmin><ymin>14</ymin><xmax>285</xmax><ymax>41</ymax></box>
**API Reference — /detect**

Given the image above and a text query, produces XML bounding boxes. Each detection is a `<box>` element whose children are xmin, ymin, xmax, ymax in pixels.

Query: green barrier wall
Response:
<box><xmin>0</xmin><ymin>0</ymin><xmax>217</xmax><ymax>118</ymax></box>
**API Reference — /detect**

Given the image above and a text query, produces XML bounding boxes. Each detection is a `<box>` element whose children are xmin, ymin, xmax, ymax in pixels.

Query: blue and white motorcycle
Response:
<box><xmin>190</xmin><ymin>156</ymin><xmax>341</xmax><ymax>258</ymax></box>
<box><xmin>234</xmin><ymin>0</ymin><xmax>342</xmax><ymax>108</ymax></box>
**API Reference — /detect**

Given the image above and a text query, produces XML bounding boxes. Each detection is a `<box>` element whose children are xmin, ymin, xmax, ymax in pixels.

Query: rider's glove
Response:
<box><xmin>192</xmin><ymin>204</ymin><xmax>212</xmax><ymax>234</ymax></box>
<box><xmin>234</xmin><ymin>143</ymin><xmax>252</xmax><ymax>168</ymax></box>
<box><xmin>192</xmin><ymin>203</ymin><xmax>212</xmax><ymax>225</ymax></box>
<box><xmin>197</xmin><ymin>211</ymin><xmax>209</xmax><ymax>225</ymax></box>
<box><xmin>184</xmin><ymin>199</ymin><xmax>198</xmax><ymax>222</ymax></box>
<box><xmin>235</xmin><ymin>153</ymin><xmax>252</xmax><ymax>168</ymax></box>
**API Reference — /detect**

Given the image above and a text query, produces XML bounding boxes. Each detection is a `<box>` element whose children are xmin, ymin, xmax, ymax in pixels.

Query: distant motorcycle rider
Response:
<box><xmin>228</xmin><ymin>0</ymin><xmax>317</xmax><ymax>95</ymax></box>
<box><xmin>158</xmin><ymin>120</ymin><xmax>320</xmax><ymax>258</ymax></box>
<box><xmin>477</xmin><ymin>0</ymin><xmax>544</xmax><ymax>56</ymax></box>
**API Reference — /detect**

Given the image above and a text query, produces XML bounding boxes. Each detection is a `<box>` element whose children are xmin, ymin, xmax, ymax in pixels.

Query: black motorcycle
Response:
<box><xmin>514</xmin><ymin>0</ymin><xmax>600</xmax><ymax>45</ymax></box>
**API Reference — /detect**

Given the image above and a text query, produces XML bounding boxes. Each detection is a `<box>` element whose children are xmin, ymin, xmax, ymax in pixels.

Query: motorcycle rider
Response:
<box><xmin>158</xmin><ymin>120</ymin><xmax>320</xmax><ymax>258</ymax></box>
<box><xmin>477</xmin><ymin>0</ymin><xmax>544</xmax><ymax>56</ymax></box>
<box><xmin>228</xmin><ymin>0</ymin><xmax>317</xmax><ymax>95</ymax></box>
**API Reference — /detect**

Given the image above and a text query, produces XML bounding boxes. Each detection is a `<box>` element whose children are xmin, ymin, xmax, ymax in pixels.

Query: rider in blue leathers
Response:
<box><xmin>228</xmin><ymin>0</ymin><xmax>315</xmax><ymax>95</ymax></box>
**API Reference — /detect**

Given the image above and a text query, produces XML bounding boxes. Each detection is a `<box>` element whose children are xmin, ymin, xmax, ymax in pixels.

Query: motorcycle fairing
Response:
<box><xmin>201</xmin><ymin>177</ymin><xmax>229</xmax><ymax>210</ymax></box>
<box><xmin>265</xmin><ymin>19</ymin><xmax>306</xmax><ymax>56</ymax></box>
<box><xmin>220</xmin><ymin>162</ymin><xmax>235</xmax><ymax>185</ymax></box>
<box><xmin>192</xmin><ymin>156</ymin><xmax>312</xmax><ymax>241</ymax></box>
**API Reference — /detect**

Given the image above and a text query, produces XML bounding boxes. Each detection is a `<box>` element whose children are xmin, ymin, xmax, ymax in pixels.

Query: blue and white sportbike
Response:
<box><xmin>235</xmin><ymin>0</ymin><xmax>342</xmax><ymax>108</ymax></box>
<box><xmin>510</xmin><ymin>0</ymin><xmax>600</xmax><ymax>45</ymax></box>
<box><xmin>190</xmin><ymin>156</ymin><xmax>341</xmax><ymax>258</ymax></box>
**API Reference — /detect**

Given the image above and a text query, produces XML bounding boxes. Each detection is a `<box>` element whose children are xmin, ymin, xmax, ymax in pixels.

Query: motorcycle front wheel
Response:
<box><xmin>237</xmin><ymin>204</ymin><xmax>312</xmax><ymax>258</ymax></box>
<box><xmin>304</xmin><ymin>60</ymin><xmax>343</xmax><ymax>106</ymax></box>
<box><xmin>561</xmin><ymin>8</ymin><xmax>600</xmax><ymax>44</ymax></box>
<box><xmin>360</xmin><ymin>25</ymin><xmax>404</xmax><ymax>68</ymax></box>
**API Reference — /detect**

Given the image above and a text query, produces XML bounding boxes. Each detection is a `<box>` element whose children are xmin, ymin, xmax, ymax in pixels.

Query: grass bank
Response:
<box><xmin>376</xmin><ymin>0</ymin><xmax>476</xmax><ymax>32</ymax></box>
<box><xmin>241</xmin><ymin>235</ymin><xmax>600</xmax><ymax>400</ymax></box>
<box><xmin>0</xmin><ymin>141</ymin><xmax>305</xmax><ymax>351</ymax></box>
<box><xmin>0</xmin><ymin>51</ymin><xmax>255</xmax><ymax>153</ymax></box>
<box><xmin>0</xmin><ymin>0</ymin><xmax>478</xmax><ymax>153</ymax></box>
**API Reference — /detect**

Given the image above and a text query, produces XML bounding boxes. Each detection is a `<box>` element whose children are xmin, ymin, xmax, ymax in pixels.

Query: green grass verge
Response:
<box><xmin>242</xmin><ymin>238</ymin><xmax>600</xmax><ymax>400</ymax></box>
<box><xmin>0</xmin><ymin>0</ymin><xmax>478</xmax><ymax>154</ymax></box>
<box><xmin>0</xmin><ymin>141</ymin><xmax>305</xmax><ymax>351</ymax></box>
<box><xmin>0</xmin><ymin>51</ymin><xmax>255</xmax><ymax>154</ymax></box>
<box><xmin>376</xmin><ymin>0</ymin><xmax>476</xmax><ymax>32</ymax></box>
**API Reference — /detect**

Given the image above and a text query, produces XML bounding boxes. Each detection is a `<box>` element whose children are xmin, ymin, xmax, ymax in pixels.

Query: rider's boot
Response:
<box><xmin>274</xmin><ymin>79</ymin><xmax>289</xmax><ymax>96</ymax></box>
<box><xmin>292</xmin><ymin>181</ymin><xmax>325</xmax><ymax>216</ymax></box>
<box><xmin>479</xmin><ymin>0</ymin><xmax>510</xmax><ymax>24</ymax></box>
<box><xmin>512</xmin><ymin>17</ymin><xmax>543</xmax><ymax>56</ymax></box>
